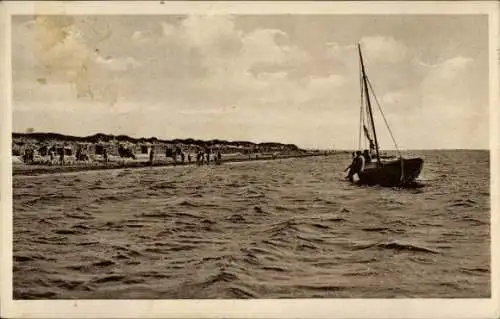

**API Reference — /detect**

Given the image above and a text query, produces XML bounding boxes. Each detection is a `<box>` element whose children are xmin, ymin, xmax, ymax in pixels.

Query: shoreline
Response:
<box><xmin>13</xmin><ymin>152</ymin><xmax>342</xmax><ymax>177</ymax></box>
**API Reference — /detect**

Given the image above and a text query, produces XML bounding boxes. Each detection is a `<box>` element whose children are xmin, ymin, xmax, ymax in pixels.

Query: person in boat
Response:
<box><xmin>363</xmin><ymin>149</ymin><xmax>372</xmax><ymax>165</ymax></box>
<box><xmin>346</xmin><ymin>151</ymin><xmax>365</xmax><ymax>182</ymax></box>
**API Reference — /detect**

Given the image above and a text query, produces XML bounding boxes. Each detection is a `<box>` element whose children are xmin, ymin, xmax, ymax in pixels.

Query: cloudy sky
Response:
<box><xmin>12</xmin><ymin>14</ymin><xmax>489</xmax><ymax>149</ymax></box>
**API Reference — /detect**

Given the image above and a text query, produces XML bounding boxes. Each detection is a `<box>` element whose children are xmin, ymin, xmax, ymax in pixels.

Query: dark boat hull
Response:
<box><xmin>358</xmin><ymin>157</ymin><xmax>424</xmax><ymax>187</ymax></box>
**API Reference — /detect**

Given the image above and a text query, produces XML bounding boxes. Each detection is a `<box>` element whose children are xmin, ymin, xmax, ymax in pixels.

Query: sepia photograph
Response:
<box><xmin>1</xmin><ymin>1</ymin><xmax>499</xmax><ymax>318</ymax></box>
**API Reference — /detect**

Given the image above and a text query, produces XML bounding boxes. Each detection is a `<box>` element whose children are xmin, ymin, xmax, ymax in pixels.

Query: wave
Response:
<box><xmin>198</xmin><ymin>270</ymin><xmax>239</xmax><ymax>288</ymax></box>
<box><xmin>447</xmin><ymin>199</ymin><xmax>478</xmax><ymax>208</ymax></box>
<box><xmin>227</xmin><ymin>214</ymin><xmax>246</xmax><ymax>223</ymax></box>
<box><xmin>178</xmin><ymin>200</ymin><xmax>200</xmax><ymax>208</ymax></box>
<box><xmin>294</xmin><ymin>284</ymin><xmax>346</xmax><ymax>292</ymax></box>
<box><xmin>260</xmin><ymin>220</ymin><xmax>301</xmax><ymax>239</ymax></box>
<box><xmin>149</xmin><ymin>181</ymin><xmax>177</xmax><ymax>190</ymax></box>
<box><xmin>361</xmin><ymin>226</ymin><xmax>390</xmax><ymax>232</ymax></box>
<box><xmin>460</xmin><ymin>216</ymin><xmax>487</xmax><ymax>225</ymax></box>
<box><xmin>65</xmin><ymin>213</ymin><xmax>95</xmax><ymax>220</ymax></box>
<box><xmin>310</xmin><ymin>223</ymin><xmax>329</xmax><ymax>230</ymax></box>
<box><xmin>21</xmin><ymin>193</ymin><xmax>79</xmax><ymax>206</ymax></box>
<box><xmin>354</xmin><ymin>241</ymin><xmax>439</xmax><ymax>254</ymax></box>
<box><xmin>378</xmin><ymin>242</ymin><xmax>439</xmax><ymax>254</ymax></box>
<box><xmin>459</xmin><ymin>267</ymin><xmax>489</xmax><ymax>275</ymax></box>
<box><xmin>53</xmin><ymin>229</ymin><xmax>85</xmax><ymax>235</ymax></box>
<box><xmin>90</xmin><ymin>275</ymin><xmax>126</xmax><ymax>284</ymax></box>
<box><xmin>237</xmin><ymin>189</ymin><xmax>266</xmax><ymax>199</ymax></box>
<box><xmin>225</xmin><ymin>285</ymin><xmax>258</xmax><ymax>298</ymax></box>
<box><xmin>14</xmin><ymin>290</ymin><xmax>57</xmax><ymax>299</ymax></box>
<box><xmin>14</xmin><ymin>254</ymin><xmax>48</xmax><ymax>262</ymax></box>
<box><xmin>93</xmin><ymin>194</ymin><xmax>128</xmax><ymax>203</ymax></box>
<box><xmin>252</xmin><ymin>206</ymin><xmax>267</xmax><ymax>214</ymax></box>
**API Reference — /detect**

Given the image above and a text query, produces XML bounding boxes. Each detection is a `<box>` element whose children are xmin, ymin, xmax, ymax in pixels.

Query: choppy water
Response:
<box><xmin>13</xmin><ymin>150</ymin><xmax>490</xmax><ymax>299</ymax></box>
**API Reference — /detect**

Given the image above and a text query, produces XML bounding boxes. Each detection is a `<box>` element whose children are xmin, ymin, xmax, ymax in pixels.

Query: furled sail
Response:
<box><xmin>363</xmin><ymin>125</ymin><xmax>376</xmax><ymax>153</ymax></box>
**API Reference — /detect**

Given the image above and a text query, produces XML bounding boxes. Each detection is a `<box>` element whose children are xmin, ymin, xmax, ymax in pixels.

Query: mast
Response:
<box><xmin>357</xmin><ymin>43</ymin><xmax>381</xmax><ymax>165</ymax></box>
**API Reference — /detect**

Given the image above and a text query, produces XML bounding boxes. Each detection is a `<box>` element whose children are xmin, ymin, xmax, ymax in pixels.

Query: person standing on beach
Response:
<box><xmin>149</xmin><ymin>148</ymin><xmax>155</xmax><ymax>165</ymax></box>
<box><xmin>59</xmin><ymin>148</ymin><xmax>65</xmax><ymax>166</ymax></box>
<box><xmin>49</xmin><ymin>149</ymin><xmax>54</xmax><ymax>165</ymax></box>
<box><xmin>76</xmin><ymin>147</ymin><xmax>81</xmax><ymax>162</ymax></box>
<box><xmin>172</xmin><ymin>148</ymin><xmax>177</xmax><ymax>163</ymax></box>
<box><xmin>103</xmin><ymin>148</ymin><xmax>108</xmax><ymax>165</ymax></box>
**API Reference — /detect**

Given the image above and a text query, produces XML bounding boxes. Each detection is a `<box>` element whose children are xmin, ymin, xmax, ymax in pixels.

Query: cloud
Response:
<box><xmin>360</xmin><ymin>36</ymin><xmax>409</xmax><ymax>63</ymax></box>
<box><xmin>420</xmin><ymin>56</ymin><xmax>473</xmax><ymax>84</ymax></box>
<box><xmin>12</xmin><ymin>15</ymin><xmax>488</xmax><ymax>149</ymax></box>
<box><xmin>136</xmin><ymin>15</ymin><xmax>315</xmax><ymax>109</ymax></box>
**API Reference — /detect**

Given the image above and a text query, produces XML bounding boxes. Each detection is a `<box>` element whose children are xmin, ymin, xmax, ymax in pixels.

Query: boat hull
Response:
<box><xmin>358</xmin><ymin>157</ymin><xmax>424</xmax><ymax>187</ymax></box>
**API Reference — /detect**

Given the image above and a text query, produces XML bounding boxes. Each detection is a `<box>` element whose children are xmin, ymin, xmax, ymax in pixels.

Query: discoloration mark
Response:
<box><xmin>32</xmin><ymin>8</ymin><xmax>127</xmax><ymax>106</ymax></box>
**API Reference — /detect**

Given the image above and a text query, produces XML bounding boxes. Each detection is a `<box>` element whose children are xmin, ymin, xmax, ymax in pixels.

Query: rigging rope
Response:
<box><xmin>365</xmin><ymin>77</ymin><xmax>401</xmax><ymax>157</ymax></box>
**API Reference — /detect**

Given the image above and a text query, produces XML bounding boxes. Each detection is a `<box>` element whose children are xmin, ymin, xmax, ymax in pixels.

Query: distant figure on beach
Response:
<box><xmin>188</xmin><ymin>153</ymin><xmax>192</xmax><ymax>163</ymax></box>
<box><xmin>76</xmin><ymin>147</ymin><xmax>81</xmax><ymax>162</ymax></box>
<box><xmin>181</xmin><ymin>152</ymin><xmax>185</xmax><ymax>163</ymax></box>
<box><xmin>205</xmin><ymin>151</ymin><xmax>210</xmax><ymax>164</ymax></box>
<box><xmin>346</xmin><ymin>151</ymin><xmax>365</xmax><ymax>182</ymax></box>
<box><xmin>59</xmin><ymin>149</ymin><xmax>65</xmax><ymax>166</ymax></box>
<box><xmin>23</xmin><ymin>149</ymin><xmax>33</xmax><ymax>164</ymax></box>
<box><xmin>217</xmin><ymin>150</ymin><xmax>222</xmax><ymax>161</ymax></box>
<box><xmin>196</xmin><ymin>151</ymin><xmax>201</xmax><ymax>165</ymax></box>
<box><xmin>49</xmin><ymin>149</ymin><xmax>54</xmax><ymax>164</ymax></box>
<box><xmin>149</xmin><ymin>148</ymin><xmax>155</xmax><ymax>165</ymax></box>
<box><xmin>103</xmin><ymin>148</ymin><xmax>108</xmax><ymax>164</ymax></box>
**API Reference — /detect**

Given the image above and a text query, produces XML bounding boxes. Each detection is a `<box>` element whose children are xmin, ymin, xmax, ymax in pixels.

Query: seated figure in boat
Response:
<box><xmin>363</xmin><ymin>149</ymin><xmax>372</xmax><ymax>165</ymax></box>
<box><xmin>346</xmin><ymin>151</ymin><xmax>365</xmax><ymax>182</ymax></box>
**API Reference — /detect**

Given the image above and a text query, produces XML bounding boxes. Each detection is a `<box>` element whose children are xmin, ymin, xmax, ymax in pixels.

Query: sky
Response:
<box><xmin>11</xmin><ymin>14</ymin><xmax>489</xmax><ymax>149</ymax></box>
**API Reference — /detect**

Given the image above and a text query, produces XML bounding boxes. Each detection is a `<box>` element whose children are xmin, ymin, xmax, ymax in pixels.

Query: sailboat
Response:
<box><xmin>354</xmin><ymin>43</ymin><xmax>424</xmax><ymax>187</ymax></box>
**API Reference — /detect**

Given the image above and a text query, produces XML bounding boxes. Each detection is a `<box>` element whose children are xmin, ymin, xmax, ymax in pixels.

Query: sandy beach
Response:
<box><xmin>12</xmin><ymin>151</ymin><xmax>338</xmax><ymax>176</ymax></box>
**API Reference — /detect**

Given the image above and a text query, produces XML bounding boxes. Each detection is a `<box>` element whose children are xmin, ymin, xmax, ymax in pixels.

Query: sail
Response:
<box><xmin>358</xmin><ymin>44</ymin><xmax>380</xmax><ymax>164</ymax></box>
<box><xmin>363</xmin><ymin>125</ymin><xmax>375</xmax><ymax>153</ymax></box>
